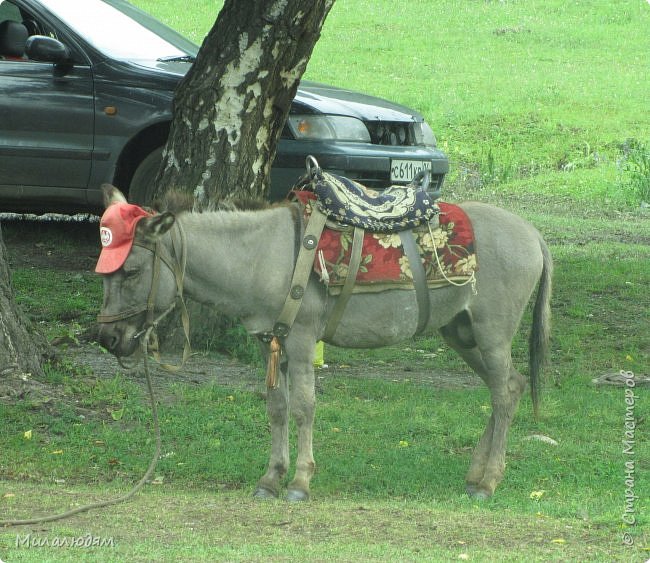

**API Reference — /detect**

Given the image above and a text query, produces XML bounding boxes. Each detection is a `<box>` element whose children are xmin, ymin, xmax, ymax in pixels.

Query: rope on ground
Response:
<box><xmin>0</xmin><ymin>332</ymin><xmax>161</xmax><ymax>527</ymax></box>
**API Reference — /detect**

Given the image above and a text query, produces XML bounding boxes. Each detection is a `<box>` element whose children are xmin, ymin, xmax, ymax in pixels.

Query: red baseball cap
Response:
<box><xmin>95</xmin><ymin>203</ymin><xmax>152</xmax><ymax>274</ymax></box>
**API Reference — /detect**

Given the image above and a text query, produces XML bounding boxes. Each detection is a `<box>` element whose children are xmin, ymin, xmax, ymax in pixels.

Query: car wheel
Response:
<box><xmin>129</xmin><ymin>146</ymin><xmax>163</xmax><ymax>206</ymax></box>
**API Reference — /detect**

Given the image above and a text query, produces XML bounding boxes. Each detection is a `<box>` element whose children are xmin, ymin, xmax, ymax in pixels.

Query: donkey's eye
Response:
<box><xmin>123</xmin><ymin>267</ymin><xmax>140</xmax><ymax>278</ymax></box>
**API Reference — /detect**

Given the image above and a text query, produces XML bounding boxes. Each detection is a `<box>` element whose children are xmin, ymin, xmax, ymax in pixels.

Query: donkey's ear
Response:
<box><xmin>136</xmin><ymin>212</ymin><xmax>176</xmax><ymax>242</ymax></box>
<box><xmin>101</xmin><ymin>184</ymin><xmax>128</xmax><ymax>208</ymax></box>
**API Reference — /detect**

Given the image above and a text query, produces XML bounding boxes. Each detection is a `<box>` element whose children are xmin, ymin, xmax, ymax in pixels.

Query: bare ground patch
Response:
<box><xmin>1</xmin><ymin>339</ymin><xmax>479</xmax><ymax>426</ymax></box>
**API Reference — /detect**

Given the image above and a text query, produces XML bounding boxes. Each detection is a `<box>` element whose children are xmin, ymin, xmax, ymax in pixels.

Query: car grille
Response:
<box><xmin>345</xmin><ymin>170</ymin><xmax>446</xmax><ymax>192</ymax></box>
<box><xmin>280</xmin><ymin>121</ymin><xmax>417</xmax><ymax>146</ymax></box>
<box><xmin>366</xmin><ymin>121</ymin><xmax>416</xmax><ymax>146</ymax></box>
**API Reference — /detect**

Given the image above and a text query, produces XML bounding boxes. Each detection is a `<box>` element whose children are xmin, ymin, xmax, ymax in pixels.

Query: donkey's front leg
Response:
<box><xmin>285</xmin><ymin>340</ymin><xmax>317</xmax><ymax>502</ymax></box>
<box><xmin>254</xmin><ymin>370</ymin><xmax>289</xmax><ymax>499</ymax></box>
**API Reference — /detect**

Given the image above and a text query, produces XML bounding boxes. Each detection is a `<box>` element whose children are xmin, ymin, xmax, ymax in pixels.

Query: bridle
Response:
<box><xmin>97</xmin><ymin>221</ymin><xmax>192</xmax><ymax>369</ymax></box>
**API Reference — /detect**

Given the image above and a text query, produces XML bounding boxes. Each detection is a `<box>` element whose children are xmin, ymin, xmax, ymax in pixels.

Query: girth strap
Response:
<box><xmin>261</xmin><ymin>206</ymin><xmax>328</xmax><ymax>389</ymax></box>
<box><xmin>399</xmin><ymin>229</ymin><xmax>430</xmax><ymax>334</ymax></box>
<box><xmin>272</xmin><ymin>206</ymin><xmax>328</xmax><ymax>338</ymax></box>
<box><xmin>322</xmin><ymin>225</ymin><xmax>364</xmax><ymax>340</ymax></box>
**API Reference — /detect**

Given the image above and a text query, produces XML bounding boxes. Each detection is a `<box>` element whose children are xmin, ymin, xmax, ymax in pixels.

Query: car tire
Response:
<box><xmin>129</xmin><ymin>146</ymin><xmax>164</xmax><ymax>206</ymax></box>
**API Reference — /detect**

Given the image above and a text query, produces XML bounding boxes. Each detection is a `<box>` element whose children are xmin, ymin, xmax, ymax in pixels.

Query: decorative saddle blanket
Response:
<box><xmin>293</xmin><ymin>192</ymin><xmax>477</xmax><ymax>293</ymax></box>
<box><xmin>292</xmin><ymin>169</ymin><xmax>439</xmax><ymax>232</ymax></box>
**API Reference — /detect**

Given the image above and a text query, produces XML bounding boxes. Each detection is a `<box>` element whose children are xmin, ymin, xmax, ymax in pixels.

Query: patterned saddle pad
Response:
<box><xmin>292</xmin><ymin>192</ymin><xmax>477</xmax><ymax>293</ymax></box>
<box><xmin>293</xmin><ymin>169</ymin><xmax>439</xmax><ymax>232</ymax></box>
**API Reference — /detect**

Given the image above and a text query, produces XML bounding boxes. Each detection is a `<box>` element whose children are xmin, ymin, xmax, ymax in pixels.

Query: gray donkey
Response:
<box><xmin>96</xmin><ymin>185</ymin><xmax>552</xmax><ymax>501</ymax></box>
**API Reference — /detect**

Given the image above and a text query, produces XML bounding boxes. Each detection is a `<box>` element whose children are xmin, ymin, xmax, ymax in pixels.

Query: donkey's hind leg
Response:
<box><xmin>441</xmin><ymin>313</ymin><xmax>526</xmax><ymax>499</ymax></box>
<box><xmin>472</xmin><ymin>349</ymin><xmax>526</xmax><ymax>498</ymax></box>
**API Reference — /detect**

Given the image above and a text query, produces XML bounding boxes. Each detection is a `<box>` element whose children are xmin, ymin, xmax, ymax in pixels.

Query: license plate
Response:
<box><xmin>390</xmin><ymin>159</ymin><xmax>432</xmax><ymax>183</ymax></box>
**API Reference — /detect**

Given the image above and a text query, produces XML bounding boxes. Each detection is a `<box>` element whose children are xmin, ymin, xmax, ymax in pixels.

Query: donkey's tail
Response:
<box><xmin>529</xmin><ymin>235</ymin><xmax>553</xmax><ymax>418</ymax></box>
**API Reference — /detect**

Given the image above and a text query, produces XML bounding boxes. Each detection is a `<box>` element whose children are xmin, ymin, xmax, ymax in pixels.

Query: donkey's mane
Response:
<box><xmin>157</xmin><ymin>189</ymin><xmax>290</xmax><ymax>216</ymax></box>
<box><xmin>171</xmin><ymin>197</ymin><xmax>295</xmax><ymax>238</ymax></box>
<box><xmin>155</xmin><ymin>189</ymin><xmax>194</xmax><ymax>214</ymax></box>
<box><xmin>218</xmin><ymin>198</ymin><xmax>273</xmax><ymax>212</ymax></box>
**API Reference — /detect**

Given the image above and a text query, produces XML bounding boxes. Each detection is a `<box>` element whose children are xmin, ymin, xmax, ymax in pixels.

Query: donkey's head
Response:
<box><xmin>96</xmin><ymin>185</ymin><xmax>178</xmax><ymax>361</ymax></box>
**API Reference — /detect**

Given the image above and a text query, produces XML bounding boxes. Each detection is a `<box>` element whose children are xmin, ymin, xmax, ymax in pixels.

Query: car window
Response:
<box><xmin>0</xmin><ymin>0</ymin><xmax>66</xmax><ymax>62</ymax></box>
<box><xmin>0</xmin><ymin>0</ymin><xmax>21</xmax><ymax>21</ymax></box>
<box><xmin>0</xmin><ymin>1</ymin><xmax>30</xmax><ymax>61</ymax></box>
<box><xmin>41</xmin><ymin>0</ymin><xmax>195</xmax><ymax>62</ymax></box>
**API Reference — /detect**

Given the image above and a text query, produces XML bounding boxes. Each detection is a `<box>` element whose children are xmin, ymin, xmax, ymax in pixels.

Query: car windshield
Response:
<box><xmin>40</xmin><ymin>0</ymin><xmax>199</xmax><ymax>61</ymax></box>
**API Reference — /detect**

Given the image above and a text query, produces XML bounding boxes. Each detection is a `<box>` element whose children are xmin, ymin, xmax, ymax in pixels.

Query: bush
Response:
<box><xmin>617</xmin><ymin>139</ymin><xmax>650</xmax><ymax>205</ymax></box>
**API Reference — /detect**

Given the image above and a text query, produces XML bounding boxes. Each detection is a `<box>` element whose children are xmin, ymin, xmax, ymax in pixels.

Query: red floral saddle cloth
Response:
<box><xmin>295</xmin><ymin>192</ymin><xmax>477</xmax><ymax>293</ymax></box>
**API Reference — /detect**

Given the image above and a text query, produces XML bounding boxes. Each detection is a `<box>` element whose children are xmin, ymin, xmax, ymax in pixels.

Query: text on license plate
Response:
<box><xmin>390</xmin><ymin>159</ymin><xmax>432</xmax><ymax>183</ymax></box>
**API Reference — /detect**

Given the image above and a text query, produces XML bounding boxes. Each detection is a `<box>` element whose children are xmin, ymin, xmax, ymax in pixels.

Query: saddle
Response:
<box><xmin>291</xmin><ymin>157</ymin><xmax>440</xmax><ymax>232</ymax></box>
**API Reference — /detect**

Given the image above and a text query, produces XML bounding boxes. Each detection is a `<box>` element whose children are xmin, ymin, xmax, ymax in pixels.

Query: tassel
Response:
<box><xmin>266</xmin><ymin>337</ymin><xmax>282</xmax><ymax>389</ymax></box>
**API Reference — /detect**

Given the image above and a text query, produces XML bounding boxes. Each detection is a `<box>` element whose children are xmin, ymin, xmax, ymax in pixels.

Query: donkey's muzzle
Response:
<box><xmin>97</xmin><ymin>321</ymin><xmax>141</xmax><ymax>358</ymax></box>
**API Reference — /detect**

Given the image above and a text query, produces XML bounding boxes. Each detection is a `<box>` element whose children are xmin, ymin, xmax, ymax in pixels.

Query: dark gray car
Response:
<box><xmin>0</xmin><ymin>0</ymin><xmax>448</xmax><ymax>212</ymax></box>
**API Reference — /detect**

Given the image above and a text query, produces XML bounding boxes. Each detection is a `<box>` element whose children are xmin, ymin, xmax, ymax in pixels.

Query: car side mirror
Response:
<box><xmin>25</xmin><ymin>35</ymin><xmax>71</xmax><ymax>64</ymax></box>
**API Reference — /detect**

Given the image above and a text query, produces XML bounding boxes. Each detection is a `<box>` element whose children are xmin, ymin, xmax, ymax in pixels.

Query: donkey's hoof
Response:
<box><xmin>466</xmin><ymin>484</ymin><xmax>492</xmax><ymax>500</ymax></box>
<box><xmin>253</xmin><ymin>486</ymin><xmax>278</xmax><ymax>500</ymax></box>
<box><xmin>286</xmin><ymin>488</ymin><xmax>310</xmax><ymax>502</ymax></box>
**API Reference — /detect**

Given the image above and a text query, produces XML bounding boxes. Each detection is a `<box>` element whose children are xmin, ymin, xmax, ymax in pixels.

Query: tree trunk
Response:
<box><xmin>0</xmin><ymin>226</ymin><xmax>50</xmax><ymax>378</ymax></box>
<box><xmin>151</xmin><ymin>0</ymin><xmax>334</xmax><ymax>351</ymax></box>
<box><xmin>152</xmin><ymin>0</ymin><xmax>335</xmax><ymax>207</ymax></box>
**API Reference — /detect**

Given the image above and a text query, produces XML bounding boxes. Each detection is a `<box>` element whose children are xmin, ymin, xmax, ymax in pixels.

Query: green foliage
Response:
<box><xmin>183</xmin><ymin>312</ymin><xmax>262</xmax><ymax>364</ymax></box>
<box><xmin>616</xmin><ymin>139</ymin><xmax>650</xmax><ymax>205</ymax></box>
<box><xmin>213</xmin><ymin>322</ymin><xmax>262</xmax><ymax>365</ymax></box>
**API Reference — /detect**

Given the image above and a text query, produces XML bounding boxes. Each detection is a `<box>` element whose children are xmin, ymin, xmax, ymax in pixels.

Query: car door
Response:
<box><xmin>0</xmin><ymin>0</ymin><xmax>94</xmax><ymax>205</ymax></box>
